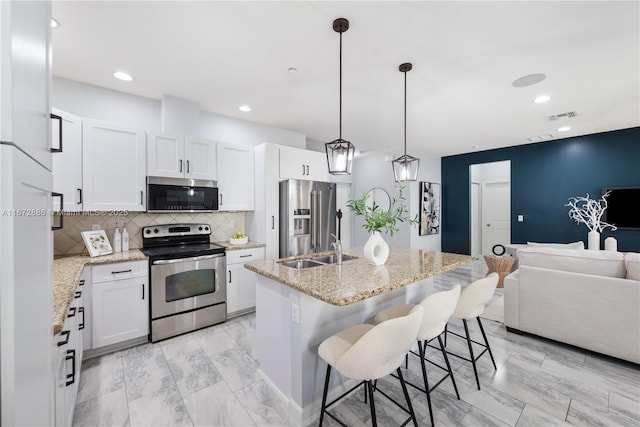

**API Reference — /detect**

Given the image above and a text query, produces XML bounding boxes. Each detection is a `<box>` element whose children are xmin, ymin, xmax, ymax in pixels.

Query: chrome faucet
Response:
<box><xmin>331</xmin><ymin>233</ymin><xmax>343</xmax><ymax>265</ymax></box>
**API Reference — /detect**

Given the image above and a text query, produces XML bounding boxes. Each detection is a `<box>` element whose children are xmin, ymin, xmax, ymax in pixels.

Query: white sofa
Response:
<box><xmin>504</xmin><ymin>247</ymin><xmax>640</xmax><ymax>364</ymax></box>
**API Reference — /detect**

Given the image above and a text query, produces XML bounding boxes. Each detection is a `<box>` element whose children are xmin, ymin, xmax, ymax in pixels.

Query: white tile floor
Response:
<box><xmin>73</xmin><ymin>261</ymin><xmax>640</xmax><ymax>426</ymax></box>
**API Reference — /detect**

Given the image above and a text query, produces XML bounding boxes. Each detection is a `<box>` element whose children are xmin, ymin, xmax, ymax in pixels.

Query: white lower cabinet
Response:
<box><xmin>226</xmin><ymin>247</ymin><xmax>264</xmax><ymax>315</ymax></box>
<box><xmin>92</xmin><ymin>261</ymin><xmax>149</xmax><ymax>348</ymax></box>
<box><xmin>53</xmin><ymin>283</ymin><xmax>84</xmax><ymax>427</ymax></box>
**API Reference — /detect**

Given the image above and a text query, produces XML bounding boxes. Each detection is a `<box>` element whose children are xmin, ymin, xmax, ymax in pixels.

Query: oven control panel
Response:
<box><xmin>142</xmin><ymin>223</ymin><xmax>210</xmax><ymax>239</ymax></box>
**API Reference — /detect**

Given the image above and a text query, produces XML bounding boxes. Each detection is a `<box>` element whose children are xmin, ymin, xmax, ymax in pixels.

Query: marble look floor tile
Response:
<box><xmin>457</xmin><ymin>406</ymin><xmax>512</xmax><ymax>427</ymax></box>
<box><xmin>515</xmin><ymin>404</ymin><xmax>572</xmax><ymax>427</ymax></box>
<box><xmin>609</xmin><ymin>391</ymin><xmax>640</xmax><ymax>422</ymax></box>
<box><xmin>235</xmin><ymin>380</ymin><xmax>294</xmax><ymax>426</ymax></box>
<box><xmin>72</xmin><ymin>387</ymin><xmax>129</xmax><ymax>427</ymax></box>
<box><xmin>160</xmin><ymin>334</ymin><xmax>203</xmax><ymax>361</ymax></box>
<box><xmin>209</xmin><ymin>347</ymin><xmax>260</xmax><ymax>392</ymax></box>
<box><xmin>567</xmin><ymin>397</ymin><xmax>640</xmax><ymax>427</ymax></box>
<box><xmin>195</xmin><ymin>327</ymin><xmax>237</xmax><ymax>356</ymax></box>
<box><xmin>458</xmin><ymin>378</ymin><xmax>526</xmax><ymax>426</ymax></box>
<box><xmin>122</xmin><ymin>343</ymin><xmax>175</xmax><ymax>402</ymax></box>
<box><xmin>128</xmin><ymin>383</ymin><xmax>193</xmax><ymax>427</ymax></box>
<box><xmin>481</xmin><ymin>358</ymin><xmax>572</xmax><ymax>419</ymax></box>
<box><xmin>167</xmin><ymin>347</ymin><xmax>222</xmax><ymax>398</ymax></box>
<box><xmin>183</xmin><ymin>381</ymin><xmax>256</xmax><ymax>427</ymax></box>
<box><xmin>77</xmin><ymin>354</ymin><xmax>125</xmax><ymax>404</ymax></box>
<box><xmin>225</xmin><ymin>321</ymin><xmax>259</xmax><ymax>361</ymax></box>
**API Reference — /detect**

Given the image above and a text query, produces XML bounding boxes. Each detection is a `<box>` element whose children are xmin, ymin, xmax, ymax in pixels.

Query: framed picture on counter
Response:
<box><xmin>81</xmin><ymin>230</ymin><xmax>113</xmax><ymax>257</ymax></box>
<box><xmin>419</xmin><ymin>182</ymin><xmax>440</xmax><ymax>236</ymax></box>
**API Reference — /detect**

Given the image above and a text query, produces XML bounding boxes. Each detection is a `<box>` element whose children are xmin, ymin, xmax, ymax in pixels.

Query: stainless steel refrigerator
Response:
<box><xmin>279</xmin><ymin>179</ymin><xmax>336</xmax><ymax>257</ymax></box>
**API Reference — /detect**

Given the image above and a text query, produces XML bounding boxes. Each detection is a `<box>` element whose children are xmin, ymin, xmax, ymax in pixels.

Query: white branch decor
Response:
<box><xmin>565</xmin><ymin>191</ymin><xmax>617</xmax><ymax>232</ymax></box>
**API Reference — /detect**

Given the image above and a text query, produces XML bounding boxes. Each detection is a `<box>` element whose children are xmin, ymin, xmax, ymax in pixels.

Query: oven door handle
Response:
<box><xmin>152</xmin><ymin>254</ymin><xmax>223</xmax><ymax>265</ymax></box>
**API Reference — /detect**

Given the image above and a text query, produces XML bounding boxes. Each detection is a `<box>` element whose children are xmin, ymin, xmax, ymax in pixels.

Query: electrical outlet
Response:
<box><xmin>517</xmin><ymin>215</ymin><xmax>524</xmax><ymax>222</ymax></box>
<box><xmin>291</xmin><ymin>303</ymin><xmax>300</xmax><ymax>324</ymax></box>
<box><xmin>92</xmin><ymin>224</ymin><xmax>101</xmax><ymax>231</ymax></box>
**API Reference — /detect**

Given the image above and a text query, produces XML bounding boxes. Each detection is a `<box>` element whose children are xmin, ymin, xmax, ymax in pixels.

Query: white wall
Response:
<box><xmin>350</xmin><ymin>149</ymin><xmax>441</xmax><ymax>251</ymax></box>
<box><xmin>52</xmin><ymin>77</ymin><xmax>306</xmax><ymax>148</ymax></box>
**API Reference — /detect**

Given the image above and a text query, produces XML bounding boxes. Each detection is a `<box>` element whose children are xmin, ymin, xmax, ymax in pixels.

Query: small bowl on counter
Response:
<box><xmin>230</xmin><ymin>236</ymin><xmax>249</xmax><ymax>245</ymax></box>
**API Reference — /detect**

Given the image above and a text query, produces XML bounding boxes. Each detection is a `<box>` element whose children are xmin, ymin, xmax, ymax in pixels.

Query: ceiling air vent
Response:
<box><xmin>526</xmin><ymin>134</ymin><xmax>553</xmax><ymax>143</ymax></box>
<box><xmin>547</xmin><ymin>111</ymin><xmax>578</xmax><ymax>121</ymax></box>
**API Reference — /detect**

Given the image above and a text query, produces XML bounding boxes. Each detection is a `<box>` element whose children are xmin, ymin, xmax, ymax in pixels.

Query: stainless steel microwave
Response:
<box><xmin>146</xmin><ymin>177</ymin><xmax>218</xmax><ymax>212</ymax></box>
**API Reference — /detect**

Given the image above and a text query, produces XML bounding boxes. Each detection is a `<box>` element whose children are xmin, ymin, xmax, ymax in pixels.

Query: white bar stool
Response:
<box><xmin>445</xmin><ymin>272</ymin><xmax>499</xmax><ymax>390</ymax></box>
<box><xmin>318</xmin><ymin>305</ymin><xmax>424</xmax><ymax>427</ymax></box>
<box><xmin>375</xmin><ymin>285</ymin><xmax>462</xmax><ymax>427</ymax></box>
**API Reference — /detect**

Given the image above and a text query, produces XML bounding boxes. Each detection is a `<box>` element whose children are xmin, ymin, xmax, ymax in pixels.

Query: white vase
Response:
<box><xmin>588</xmin><ymin>230</ymin><xmax>600</xmax><ymax>250</ymax></box>
<box><xmin>363</xmin><ymin>231</ymin><xmax>390</xmax><ymax>266</ymax></box>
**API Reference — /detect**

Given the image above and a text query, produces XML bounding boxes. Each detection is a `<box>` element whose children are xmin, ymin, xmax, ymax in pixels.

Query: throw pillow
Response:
<box><xmin>527</xmin><ymin>241</ymin><xmax>585</xmax><ymax>250</ymax></box>
<box><xmin>625</xmin><ymin>253</ymin><xmax>640</xmax><ymax>281</ymax></box>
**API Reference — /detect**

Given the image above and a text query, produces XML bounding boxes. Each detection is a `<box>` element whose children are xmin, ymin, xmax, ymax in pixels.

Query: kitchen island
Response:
<box><xmin>244</xmin><ymin>247</ymin><xmax>474</xmax><ymax>425</ymax></box>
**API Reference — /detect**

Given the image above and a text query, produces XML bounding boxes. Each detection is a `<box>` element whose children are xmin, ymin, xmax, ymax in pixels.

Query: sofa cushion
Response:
<box><xmin>526</xmin><ymin>241</ymin><xmax>585</xmax><ymax>250</ymax></box>
<box><xmin>625</xmin><ymin>253</ymin><xmax>640</xmax><ymax>281</ymax></box>
<box><xmin>517</xmin><ymin>247</ymin><xmax>626</xmax><ymax>278</ymax></box>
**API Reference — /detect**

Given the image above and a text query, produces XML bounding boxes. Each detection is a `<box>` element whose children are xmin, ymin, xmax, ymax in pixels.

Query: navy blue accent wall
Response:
<box><xmin>441</xmin><ymin>127</ymin><xmax>640</xmax><ymax>254</ymax></box>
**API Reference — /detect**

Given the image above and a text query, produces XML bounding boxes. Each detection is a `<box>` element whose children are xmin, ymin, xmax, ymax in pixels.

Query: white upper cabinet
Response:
<box><xmin>184</xmin><ymin>136</ymin><xmax>217</xmax><ymax>180</ymax></box>
<box><xmin>217</xmin><ymin>143</ymin><xmax>254</xmax><ymax>211</ymax></box>
<box><xmin>82</xmin><ymin>119</ymin><xmax>146</xmax><ymax>211</ymax></box>
<box><xmin>52</xmin><ymin>109</ymin><xmax>83</xmax><ymax>212</ymax></box>
<box><xmin>279</xmin><ymin>145</ymin><xmax>328</xmax><ymax>182</ymax></box>
<box><xmin>147</xmin><ymin>131</ymin><xmax>217</xmax><ymax>181</ymax></box>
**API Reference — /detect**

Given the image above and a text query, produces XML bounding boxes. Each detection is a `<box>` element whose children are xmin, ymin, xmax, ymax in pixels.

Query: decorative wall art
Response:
<box><xmin>419</xmin><ymin>182</ymin><xmax>440</xmax><ymax>236</ymax></box>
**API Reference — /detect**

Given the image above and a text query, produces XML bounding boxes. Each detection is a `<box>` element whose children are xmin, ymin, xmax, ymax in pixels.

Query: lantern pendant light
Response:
<box><xmin>325</xmin><ymin>18</ymin><xmax>355</xmax><ymax>175</ymax></box>
<box><xmin>392</xmin><ymin>62</ymin><xmax>420</xmax><ymax>182</ymax></box>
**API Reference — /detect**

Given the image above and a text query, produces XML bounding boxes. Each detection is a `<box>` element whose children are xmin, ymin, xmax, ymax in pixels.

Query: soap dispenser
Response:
<box><xmin>113</xmin><ymin>222</ymin><xmax>121</xmax><ymax>253</ymax></box>
<box><xmin>122</xmin><ymin>222</ymin><xmax>130</xmax><ymax>252</ymax></box>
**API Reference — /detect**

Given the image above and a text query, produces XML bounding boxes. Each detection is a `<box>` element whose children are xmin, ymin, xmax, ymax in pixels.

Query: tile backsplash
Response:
<box><xmin>54</xmin><ymin>211</ymin><xmax>246</xmax><ymax>256</ymax></box>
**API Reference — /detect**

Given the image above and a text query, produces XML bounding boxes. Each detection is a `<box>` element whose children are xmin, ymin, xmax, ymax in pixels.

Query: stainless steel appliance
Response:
<box><xmin>146</xmin><ymin>176</ymin><xmax>218</xmax><ymax>212</ymax></box>
<box><xmin>280</xmin><ymin>179</ymin><xmax>336</xmax><ymax>257</ymax></box>
<box><xmin>141</xmin><ymin>223</ymin><xmax>226</xmax><ymax>342</ymax></box>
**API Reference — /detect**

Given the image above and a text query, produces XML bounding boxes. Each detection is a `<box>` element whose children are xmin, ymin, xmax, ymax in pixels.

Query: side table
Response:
<box><xmin>483</xmin><ymin>255</ymin><xmax>515</xmax><ymax>288</ymax></box>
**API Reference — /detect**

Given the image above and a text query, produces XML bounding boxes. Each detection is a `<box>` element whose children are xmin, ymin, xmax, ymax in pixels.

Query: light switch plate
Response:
<box><xmin>517</xmin><ymin>215</ymin><xmax>524</xmax><ymax>222</ymax></box>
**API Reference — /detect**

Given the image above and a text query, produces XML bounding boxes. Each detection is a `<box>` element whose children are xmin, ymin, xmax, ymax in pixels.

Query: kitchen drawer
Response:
<box><xmin>92</xmin><ymin>260</ymin><xmax>148</xmax><ymax>283</ymax></box>
<box><xmin>227</xmin><ymin>247</ymin><xmax>265</xmax><ymax>265</ymax></box>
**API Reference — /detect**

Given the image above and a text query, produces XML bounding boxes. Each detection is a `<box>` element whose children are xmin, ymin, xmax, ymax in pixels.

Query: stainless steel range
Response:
<box><xmin>141</xmin><ymin>223</ymin><xmax>226</xmax><ymax>342</ymax></box>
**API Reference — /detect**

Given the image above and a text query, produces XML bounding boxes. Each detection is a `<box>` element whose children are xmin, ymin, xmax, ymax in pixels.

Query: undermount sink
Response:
<box><xmin>279</xmin><ymin>254</ymin><xmax>358</xmax><ymax>269</ymax></box>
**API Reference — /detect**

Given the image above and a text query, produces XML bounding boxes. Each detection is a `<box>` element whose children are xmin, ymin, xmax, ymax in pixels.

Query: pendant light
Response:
<box><xmin>392</xmin><ymin>62</ymin><xmax>420</xmax><ymax>182</ymax></box>
<box><xmin>325</xmin><ymin>18</ymin><xmax>355</xmax><ymax>175</ymax></box>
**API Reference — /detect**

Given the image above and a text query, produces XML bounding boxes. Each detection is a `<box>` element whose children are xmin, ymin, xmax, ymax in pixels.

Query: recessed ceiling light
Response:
<box><xmin>512</xmin><ymin>73</ymin><xmax>546</xmax><ymax>88</ymax></box>
<box><xmin>238</xmin><ymin>105</ymin><xmax>251</xmax><ymax>112</ymax></box>
<box><xmin>533</xmin><ymin>95</ymin><xmax>551</xmax><ymax>104</ymax></box>
<box><xmin>51</xmin><ymin>18</ymin><xmax>60</xmax><ymax>28</ymax></box>
<box><xmin>113</xmin><ymin>71</ymin><xmax>133</xmax><ymax>82</ymax></box>
<box><xmin>558</xmin><ymin>126</ymin><xmax>571</xmax><ymax>132</ymax></box>
<box><xmin>288</xmin><ymin>67</ymin><xmax>297</xmax><ymax>74</ymax></box>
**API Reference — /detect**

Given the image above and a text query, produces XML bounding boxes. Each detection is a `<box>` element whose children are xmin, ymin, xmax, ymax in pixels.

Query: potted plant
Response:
<box><xmin>565</xmin><ymin>191</ymin><xmax>617</xmax><ymax>250</ymax></box>
<box><xmin>347</xmin><ymin>185</ymin><xmax>417</xmax><ymax>265</ymax></box>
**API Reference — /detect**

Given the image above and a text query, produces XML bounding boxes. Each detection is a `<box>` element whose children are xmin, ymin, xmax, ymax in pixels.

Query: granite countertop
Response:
<box><xmin>214</xmin><ymin>241</ymin><xmax>266</xmax><ymax>251</ymax></box>
<box><xmin>244</xmin><ymin>247</ymin><xmax>475</xmax><ymax>306</ymax></box>
<box><xmin>53</xmin><ymin>250</ymin><xmax>148</xmax><ymax>335</ymax></box>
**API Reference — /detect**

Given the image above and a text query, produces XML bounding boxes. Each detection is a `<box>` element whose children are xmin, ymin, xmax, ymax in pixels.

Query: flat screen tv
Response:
<box><xmin>603</xmin><ymin>187</ymin><xmax>640</xmax><ymax>230</ymax></box>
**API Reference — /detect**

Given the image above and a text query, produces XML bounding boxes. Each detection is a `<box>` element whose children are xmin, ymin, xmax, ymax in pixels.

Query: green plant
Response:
<box><xmin>346</xmin><ymin>185</ymin><xmax>418</xmax><ymax>237</ymax></box>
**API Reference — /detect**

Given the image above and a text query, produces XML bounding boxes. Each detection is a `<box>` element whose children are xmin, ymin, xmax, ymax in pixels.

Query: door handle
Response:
<box><xmin>50</xmin><ymin>113</ymin><xmax>63</xmax><ymax>152</ymax></box>
<box><xmin>52</xmin><ymin>192</ymin><xmax>63</xmax><ymax>230</ymax></box>
<box><xmin>77</xmin><ymin>188</ymin><xmax>83</xmax><ymax>204</ymax></box>
<box><xmin>67</xmin><ymin>306</ymin><xmax>76</xmax><ymax>318</ymax></box>
<box><xmin>271</xmin><ymin>215</ymin><xmax>275</xmax><ymax>230</ymax></box>
<box><xmin>111</xmin><ymin>269</ymin><xmax>132</xmax><ymax>274</ymax></box>
<box><xmin>186</xmin><ymin>160</ymin><xmax>190</xmax><ymax>173</ymax></box>
<box><xmin>140</xmin><ymin>190</ymin><xmax>144</xmax><ymax>205</ymax></box>
<box><xmin>65</xmin><ymin>349</ymin><xmax>76</xmax><ymax>386</ymax></box>
<box><xmin>57</xmin><ymin>330</ymin><xmax>70</xmax><ymax>347</ymax></box>
<box><xmin>228</xmin><ymin>270</ymin><xmax>232</xmax><ymax>283</ymax></box>
<box><xmin>219</xmin><ymin>194</ymin><xmax>223</xmax><ymax>206</ymax></box>
<box><xmin>179</xmin><ymin>159</ymin><xmax>183</xmax><ymax>172</ymax></box>
<box><xmin>302</xmin><ymin>164</ymin><xmax>306</xmax><ymax>176</ymax></box>
<box><xmin>141</xmin><ymin>284</ymin><xmax>145</xmax><ymax>300</ymax></box>
<box><xmin>306</xmin><ymin>165</ymin><xmax>310</xmax><ymax>176</ymax></box>
<box><xmin>78</xmin><ymin>307</ymin><xmax>85</xmax><ymax>330</ymax></box>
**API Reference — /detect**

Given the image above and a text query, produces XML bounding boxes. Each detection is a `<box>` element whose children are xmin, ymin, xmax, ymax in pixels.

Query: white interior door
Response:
<box><xmin>481</xmin><ymin>181</ymin><xmax>511</xmax><ymax>255</ymax></box>
<box><xmin>471</xmin><ymin>182</ymin><xmax>481</xmax><ymax>257</ymax></box>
